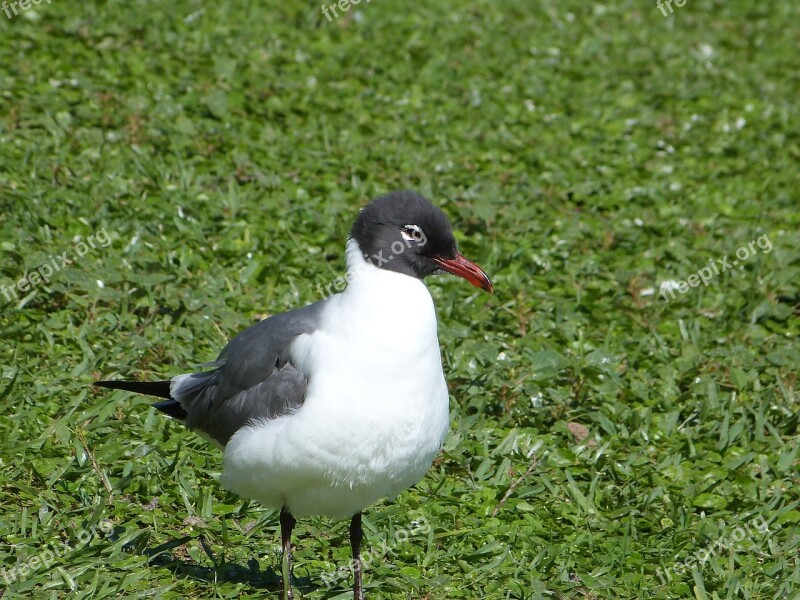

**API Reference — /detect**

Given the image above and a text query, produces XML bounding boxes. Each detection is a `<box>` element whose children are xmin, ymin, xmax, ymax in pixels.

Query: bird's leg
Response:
<box><xmin>280</xmin><ymin>507</ymin><xmax>296</xmax><ymax>600</ymax></box>
<box><xmin>350</xmin><ymin>512</ymin><xmax>364</xmax><ymax>600</ymax></box>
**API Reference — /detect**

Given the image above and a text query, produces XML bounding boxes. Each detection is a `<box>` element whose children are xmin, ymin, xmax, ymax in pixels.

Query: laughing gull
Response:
<box><xmin>96</xmin><ymin>190</ymin><xmax>493</xmax><ymax>599</ymax></box>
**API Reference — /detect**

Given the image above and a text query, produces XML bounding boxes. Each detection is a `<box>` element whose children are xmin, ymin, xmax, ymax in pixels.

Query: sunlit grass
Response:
<box><xmin>1</xmin><ymin>0</ymin><xmax>798</xmax><ymax>598</ymax></box>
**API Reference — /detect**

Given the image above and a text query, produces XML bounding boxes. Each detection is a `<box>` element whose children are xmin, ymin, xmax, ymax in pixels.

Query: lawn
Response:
<box><xmin>1</xmin><ymin>0</ymin><xmax>798</xmax><ymax>598</ymax></box>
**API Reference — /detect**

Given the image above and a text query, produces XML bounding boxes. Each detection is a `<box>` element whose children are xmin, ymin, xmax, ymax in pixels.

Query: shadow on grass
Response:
<box><xmin>138</xmin><ymin>534</ymin><xmax>323</xmax><ymax>595</ymax></box>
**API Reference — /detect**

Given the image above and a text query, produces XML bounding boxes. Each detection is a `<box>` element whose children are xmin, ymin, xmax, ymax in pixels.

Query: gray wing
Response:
<box><xmin>172</xmin><ymin>297</ymin><xmax>330</xmax><ymax>446</ymax></box>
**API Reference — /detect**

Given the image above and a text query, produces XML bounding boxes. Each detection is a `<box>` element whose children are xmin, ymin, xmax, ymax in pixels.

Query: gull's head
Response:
<box><xmin>349</xmin><ymin>191</ymin><xmax>493</xmax><ymax>292</ymax></box>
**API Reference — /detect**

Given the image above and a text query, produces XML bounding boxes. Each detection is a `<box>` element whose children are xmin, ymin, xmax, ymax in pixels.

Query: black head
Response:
<box><xmin>350</xmin><ymin>191</ymin><xmax>492</xmax><ymax>292</ymax></box>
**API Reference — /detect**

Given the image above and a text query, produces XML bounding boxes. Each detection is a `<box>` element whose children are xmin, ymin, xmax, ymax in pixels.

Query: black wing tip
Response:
<box><xmin>94</xmin><ymin>380</ymin><xmax>121</xmax><ymax>389</ymax></box>
<box><xmin>152</xmin><ymin>399</ymin><xmax>189</xmax><ymax>421</ymax></box>
<box><xmin>95</xmin><ymin>380</ymin><xmax>188</xmax><ymax>420</ymax></box>
<box><xmin>94</xmin><ymin>379</ymin><xmax>172</xmax><ymax>399</ymax></box>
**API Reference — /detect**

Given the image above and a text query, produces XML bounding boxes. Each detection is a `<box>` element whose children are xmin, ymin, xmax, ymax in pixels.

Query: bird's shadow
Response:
<box><xmin>139</xmin><ymin>535</ymin><xmax>322</xmax><ymax>595</ymax></box>
<box><xmin>148</xmin><ymin>552</ymin><xmax>281</xmax><ymax>591</ymax></box>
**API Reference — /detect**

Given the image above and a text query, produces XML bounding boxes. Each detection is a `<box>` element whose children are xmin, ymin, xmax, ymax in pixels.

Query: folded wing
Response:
<box><xmin>97</xmin><ymin>298</ymin><xmax>329</xmax><ymax>446</ymax></box>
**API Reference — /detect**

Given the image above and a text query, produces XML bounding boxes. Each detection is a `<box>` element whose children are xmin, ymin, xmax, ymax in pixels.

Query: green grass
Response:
<box><xmin>1</xmin><ymin>0</ymin><xmax>799</xmax><ymax>598</ymax></box>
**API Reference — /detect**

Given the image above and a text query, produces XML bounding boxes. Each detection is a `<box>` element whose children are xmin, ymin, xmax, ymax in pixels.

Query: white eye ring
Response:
<box><xmin>401</xmin><ymin>224</ymin><xmax>424</xmax><ymax>242</ymax></box>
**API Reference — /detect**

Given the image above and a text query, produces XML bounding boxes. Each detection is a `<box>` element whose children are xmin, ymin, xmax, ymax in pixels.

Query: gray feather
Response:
<box><xmin>175</xmin><ymin>298</ymin><xmax>329</xmax><ymax>445</ymax></box>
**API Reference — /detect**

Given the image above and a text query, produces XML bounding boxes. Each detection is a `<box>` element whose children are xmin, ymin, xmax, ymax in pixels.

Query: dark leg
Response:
<box><xmin>350</xmin><ymin>512</ymin><xmax>364</xmax><ymax>600</ymax></box>
<box><xmin>280</xmin><ymin>507</ymin><xmax>296</xmax><ymax>600</ymax></box>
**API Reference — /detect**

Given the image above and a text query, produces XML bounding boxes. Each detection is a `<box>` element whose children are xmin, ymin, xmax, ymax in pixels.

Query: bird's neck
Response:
<box><xmin>341</xmin><ymin>238</ymin><xmax>435</xmax><ymax>319</ymax></box>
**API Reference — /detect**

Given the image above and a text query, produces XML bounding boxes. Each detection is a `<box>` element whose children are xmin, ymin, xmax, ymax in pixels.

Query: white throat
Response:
<box><xmin>342</xmin><ymin>238</ymin><xmax>430</xmax><ymax>304</ymax></box>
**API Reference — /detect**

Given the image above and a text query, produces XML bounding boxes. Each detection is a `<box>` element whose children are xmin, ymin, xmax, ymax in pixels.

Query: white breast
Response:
<box><xmin>221</xmin><ymin>241</ymin><xmax>450</xmax><ymax>518</ymax></box>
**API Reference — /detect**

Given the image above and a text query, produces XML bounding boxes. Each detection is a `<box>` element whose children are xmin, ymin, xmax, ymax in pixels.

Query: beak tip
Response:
<box><xmin>434</xmin><ymin>253</ymin><xmax>493</xmax><ymax>294</ymax></box>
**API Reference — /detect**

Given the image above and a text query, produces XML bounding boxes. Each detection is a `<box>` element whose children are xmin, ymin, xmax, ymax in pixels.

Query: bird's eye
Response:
<box><xmin>401</xmin><ymin>224</ymin><xmax>425</xmax><ymax>243</ymax></box>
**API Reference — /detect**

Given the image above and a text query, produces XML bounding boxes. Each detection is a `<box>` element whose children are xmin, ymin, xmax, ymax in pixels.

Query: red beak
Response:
<box><xmin>432</xmin><ymin>252</ymin><xmax>493</xmax><ymax>293</ymax></box>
